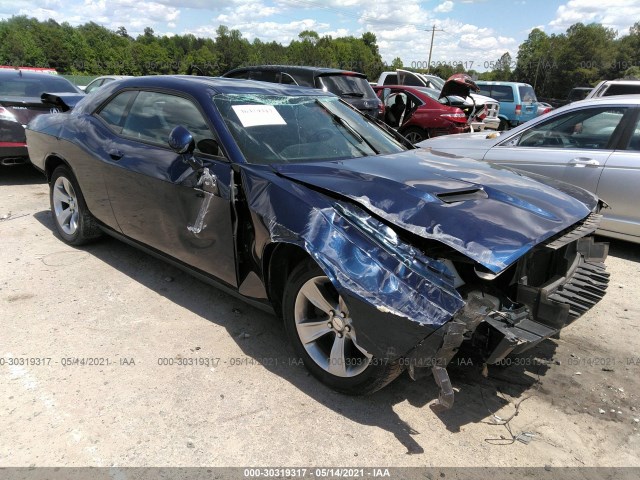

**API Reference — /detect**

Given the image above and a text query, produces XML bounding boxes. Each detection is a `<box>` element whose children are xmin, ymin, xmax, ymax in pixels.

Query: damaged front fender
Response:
<box><xmin>240</xmin><ymin>167</ymin><xmax>466</xmax><ymax>360</ymax></box>
<box><xmin>240</xmin><ymin>165</ymin><xmax>608</xmax><ymax>409</ymax></box>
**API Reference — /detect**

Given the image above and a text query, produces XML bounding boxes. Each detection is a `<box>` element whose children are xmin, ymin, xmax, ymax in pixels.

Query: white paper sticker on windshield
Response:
<box><xmin>232</xmin><ymin>105</ymin><xmax>286</xmax><ymax>127</ymax></box>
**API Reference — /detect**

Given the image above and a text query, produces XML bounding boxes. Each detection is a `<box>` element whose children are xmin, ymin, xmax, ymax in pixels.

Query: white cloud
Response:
<box><xmin>359</xmin><ymin>1</ymin><xmax>430</xmax><ymax>27</ymax></box>
<box><xmin>526</xmin><ymin>24</ymin><xmax>545</xmax><ymax>33</ymax></box>
<box><xmin>356</xmin><ymin>0</ymin><xmax>499</xmax><ymax>71</ymax></box>
<box><xmin>549</xmin><ymin>0</ymin><xmax>640</xmax><ymax>33</ymax></box>
<box><xmin>17</xmin><ymin>7</ymin><xmax>59</xmax><ymax>21</ymax></box>
<box><xmin>0</xmin><ymin>0</ymin><xmax>525</xmax><ymax>72</ymax></box>
<box><xmin>190</xmin><ymin>18</ymin><xmax>330</xmax><ymax>44</ymax></box>
<box><xmin>274</xmin><ymin>0</ymin><xmax>367</xmax><ymax>7</ymax></box>
<box><xmin>11</xmin><ymin>0</ymin><xmax>181</xmax><ymax>35</ymax></box>
<box><xmin>434</xmin><ymin>1</ymin><xmax>454</xmax><ymax>13</ymax></box>
<box><xmin>216</xmin><ymin>2</ymin><xmax>280</xmax><ymax>24</ymax></box>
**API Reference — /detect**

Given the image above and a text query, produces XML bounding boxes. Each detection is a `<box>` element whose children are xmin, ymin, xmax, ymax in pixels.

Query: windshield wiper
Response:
<box><xmin>315</xmin><ymin>100</ymin><xmax>379</xmax><ymax>154</ymax></box>
<box><xmin>339</xmin><ymin>92</ymin><xmax>365</xmax><ymax>98</ymax></box>
<box><xmin>362</xmin><ymin>112</ymin><xmax>415</xmax><ymax>150</ymax></box>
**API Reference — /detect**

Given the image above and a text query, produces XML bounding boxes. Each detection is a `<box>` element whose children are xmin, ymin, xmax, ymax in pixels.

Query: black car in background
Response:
<box><xmin>223</xmin><ymin>65</ymin><xmax>384</xmax><ymax>118</ymax></box>
<box><xmin>0</xmin><ymin>69</ymin><xmax>83</xmax><ymax>166</ymax></box>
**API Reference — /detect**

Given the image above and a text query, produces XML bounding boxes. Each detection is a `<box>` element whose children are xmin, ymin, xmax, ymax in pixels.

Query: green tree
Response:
<box><xmin>215</xmin><ymin>25</ymin><xmax>250</xmax><ymax>74</ymax></box>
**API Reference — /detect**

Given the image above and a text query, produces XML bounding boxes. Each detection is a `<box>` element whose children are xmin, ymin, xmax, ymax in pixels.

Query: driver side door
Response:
<box><xmin>96</xmin><ymin>89</ymin><xmax>238</xmax><ymax>287</ymax></box>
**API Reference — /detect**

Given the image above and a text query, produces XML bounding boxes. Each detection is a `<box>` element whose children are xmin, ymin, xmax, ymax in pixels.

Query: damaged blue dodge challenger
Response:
<box><xmin>26</xmin><ymin>76</ymin><xmax>609</xmax><ymax>408</ymax></box>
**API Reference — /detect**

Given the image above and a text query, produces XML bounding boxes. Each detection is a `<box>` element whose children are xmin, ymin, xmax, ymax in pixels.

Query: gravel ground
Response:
<box><xmin>1</xmin><ymin>165</ymin><xmax>639</xmax><ymax>470</ymax></box>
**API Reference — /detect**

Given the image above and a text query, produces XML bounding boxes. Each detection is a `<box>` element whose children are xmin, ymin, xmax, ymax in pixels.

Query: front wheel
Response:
<box><xmin>283</xmin><ymin>259</ymin><xmax>403</xmax><ymax>395</ymax></box>
<box><xmin>50</xmin><ymin>165</ymin><xmax>102</xmax><ymax>245</ymax></box>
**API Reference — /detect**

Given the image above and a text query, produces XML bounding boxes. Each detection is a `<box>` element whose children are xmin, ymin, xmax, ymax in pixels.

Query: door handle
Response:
<box><xmin>108</xmin><ymin>149</ymin><xmax>124</xmax><ymax>160</ymax></box>
<box><xmin>569</xmin><ymin>157</ymin><xmax>599</xmax><ymax>168</ymax></box>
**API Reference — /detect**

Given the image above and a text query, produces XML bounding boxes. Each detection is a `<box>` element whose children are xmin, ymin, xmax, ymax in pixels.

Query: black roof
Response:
<box><xmin>223</xmin><ymin>65</ymin><xmax>367</xmax><ymax>78</ymax></box>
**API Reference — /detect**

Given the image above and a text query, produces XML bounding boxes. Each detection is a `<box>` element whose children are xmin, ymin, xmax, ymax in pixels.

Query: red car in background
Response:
<box><xmin>374</xmin><ymin>85</ymin><xmax>470</xmax><ymax>143</ymax></box>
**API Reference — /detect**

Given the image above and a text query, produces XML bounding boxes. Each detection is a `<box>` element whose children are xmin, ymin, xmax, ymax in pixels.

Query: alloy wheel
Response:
<box><xmin>294</xmin><ymin>276</ymin><xmax>372</xmax><ymax>377</ymax></box>
<box><xmin>52</xmin><ymin>176</ymin><xmax>79</xmax><ymax>235</ymax></box>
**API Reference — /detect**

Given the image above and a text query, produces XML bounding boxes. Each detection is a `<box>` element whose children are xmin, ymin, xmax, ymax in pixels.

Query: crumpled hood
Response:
<box><xmin>274</xmin><ymin>148</ymin><xmax>596</xmax><ymax>273</ymax></box>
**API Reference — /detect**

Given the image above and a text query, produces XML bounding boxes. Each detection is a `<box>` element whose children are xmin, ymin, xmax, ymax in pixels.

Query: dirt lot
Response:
<box><xmin>1</xmin><ymin>165</ymin><xmax>639</xmax><ymax>469</ymax></box>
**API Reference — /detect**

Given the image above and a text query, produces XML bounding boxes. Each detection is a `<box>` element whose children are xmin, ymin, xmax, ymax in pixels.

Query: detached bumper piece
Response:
<box><xmin>409</xmin><ymin>227</ymin><xmax>608</xmax><ymax>409</ymax></box>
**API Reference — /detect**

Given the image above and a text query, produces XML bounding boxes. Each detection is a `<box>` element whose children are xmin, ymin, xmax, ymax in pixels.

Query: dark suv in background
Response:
<box><xmin>223</xmin><ymin>65</ymin><xmax>383</xmax><ymax>118</ymax></box>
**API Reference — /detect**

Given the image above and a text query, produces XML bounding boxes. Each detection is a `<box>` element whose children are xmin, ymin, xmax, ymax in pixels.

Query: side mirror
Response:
<box><xmin>168</xmin><ymin>125</ymin><xmax>195</xmax><ymax>154</ymax></box>
<box><xmin>168</xmin><ymin>126</ymin><xmax>203</xmax><ymax>171</ymax></box>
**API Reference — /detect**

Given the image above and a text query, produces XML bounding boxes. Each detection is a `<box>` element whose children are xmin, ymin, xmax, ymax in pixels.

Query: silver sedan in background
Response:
<box><xmin>420</xmin><ymin>96</ymin><xmax>640</xmax><ymax>243</ymax></box>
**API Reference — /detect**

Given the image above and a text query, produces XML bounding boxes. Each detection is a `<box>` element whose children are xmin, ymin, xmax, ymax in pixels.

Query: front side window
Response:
<box><xmin>514</xmin><ymin>107</ymin><xmax>626</xmax><ymax>149</ymax></box>
<box><xmin>121</xmin><ymin>91</ymin><xmax>211</xmax><ymax>150</ymax></box>
<box><xmin>213</xmin><ymin>94</ymin><xmax>406</xmax><ymax>164</ymax></box>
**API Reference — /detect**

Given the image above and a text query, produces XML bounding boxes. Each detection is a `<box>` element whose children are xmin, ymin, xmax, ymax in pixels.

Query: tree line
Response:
<box><xmin>478</xmin><ymin>22</ymin><xmax>640</xmax><ymax>100</ymax></box>
<box><xmin>1</xmin><ymin>15</ymin><xmax>639</xmax><ymax>99</ymax></box>
<box><xmin>0</xmin><ymin>16</ymin><xmax>384</xmax><ymax>81</ymax></box>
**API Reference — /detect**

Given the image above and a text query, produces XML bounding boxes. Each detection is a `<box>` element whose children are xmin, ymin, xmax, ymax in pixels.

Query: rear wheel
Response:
<box><xmin>498</xmin><ymin>119</ymin><xmax>509</xmax><ymax>131</ymax></box>
<box><xmin>403</xmin><ymin>127</ymin><xmax>428</xmax><ymax>144</ymax></box>
<box><xmin>283</xmin><ymin>259</ymin><xmax>403</xmax><ymax>395</ymax></box>
<box><xmin>50</xmin><ymin>165</ymin><xmax>102</xmax><ymax>245</ymax></box>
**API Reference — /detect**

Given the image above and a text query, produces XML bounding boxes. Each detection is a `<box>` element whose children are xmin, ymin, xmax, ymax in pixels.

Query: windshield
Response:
<box><xmin>424</xmin><ymin>75</ymin><xmax>445</xmax><ymax>90</ymax></box>
<box><xmin>414</xmin><ymin>87</ymin><xmax>468</xmax><ymax>105</ymax></box>
<box><xmin>213</xmin><ymin>94</ymin><xmax>406</xmax><ymax>164</ymax></box>
<box><xmin>317</xmin><ymin>74</ymin><xmax>376</xmax><ymax>99</ymax></box>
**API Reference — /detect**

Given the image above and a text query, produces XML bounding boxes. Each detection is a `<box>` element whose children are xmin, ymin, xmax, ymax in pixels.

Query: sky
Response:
<box><xmin>1</xmin><ymin>0</ymin><xmax>639</xmax><ymax>71</ymax></box>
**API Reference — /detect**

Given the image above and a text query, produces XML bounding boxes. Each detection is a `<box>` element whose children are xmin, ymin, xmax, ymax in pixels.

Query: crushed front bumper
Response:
<box><xmin>407</xmin><ymin>222</ymin><xmax>609</xmax><ymax>409</ymax></box>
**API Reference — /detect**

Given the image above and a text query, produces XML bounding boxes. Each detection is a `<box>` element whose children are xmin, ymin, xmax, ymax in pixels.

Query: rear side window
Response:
<box><xmin>97</xmin><ymin>90</ymin><xmax>137</xmax><ymax>132</ymax></box>
<box><xmin>626</xmin><ymin>116</ymin><xmax>640</xmax><ymax>151</ymax></box>
<box><xmin>225</xmin><ymin>70</ymin><xmax>250</xmax><ymax>79</ymax></box>
<box><xmin>603</xmin><ymin>84</ymin><xmax>640</xmax><ymax>96</ymax></box>
<box><xmin>317</xmin><ymin>74</ymin><xmax>376</xmax><ymax>99</ymax></box>
<box><xmin>518</xmin><ymin>85</ymin><xmax>537</xmax><ymax>103</ymax></box>
<box><xmin>401</xmin><ymin>75</ymin><xmax>423</xmax><ymax>87</ymax></box>
<box><xmin>489</xmin><ymin>85</ymin><xmax>515</xmax><ymax>102</ymax></box>
<box><xmin>382</xmin><ymin>74</ymin><xmax>398</xmax><ymax>85</ymax></box>
<box><xmin>248</xmin><ymin>70</ymin><xmax>278</xmax><ymax>83</ymax></box>
<box><xmin>278</xmin><ymin>72</ymin><xmax>298</xmax><ymax>85</ymax></box>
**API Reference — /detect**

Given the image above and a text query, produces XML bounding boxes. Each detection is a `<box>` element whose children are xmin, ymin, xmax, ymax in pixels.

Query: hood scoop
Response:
<box><xmin>436</xmin><ymin>188</ymin><xmax>488</xmax><ymax>204</ymax></box>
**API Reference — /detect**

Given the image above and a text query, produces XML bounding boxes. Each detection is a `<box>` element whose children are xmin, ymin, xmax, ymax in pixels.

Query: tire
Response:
<box><xmin>402</xmin><ymin>127</ymin><xmax>427</xmax><ymax>144</ymax></box>
<box><xmin>49</xmin><ymin>165</ymin><xmax>102</xmax><ymax>245</ymax></box>
<box><xmin>283</xmin><ymin>259</ymin><xmax>403</xmax><ymax>395</ymax></box>
<box><xmin>498</xmin><ymin>119</ymin><xmax>509</xmax><ymax>131</ymax></box>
